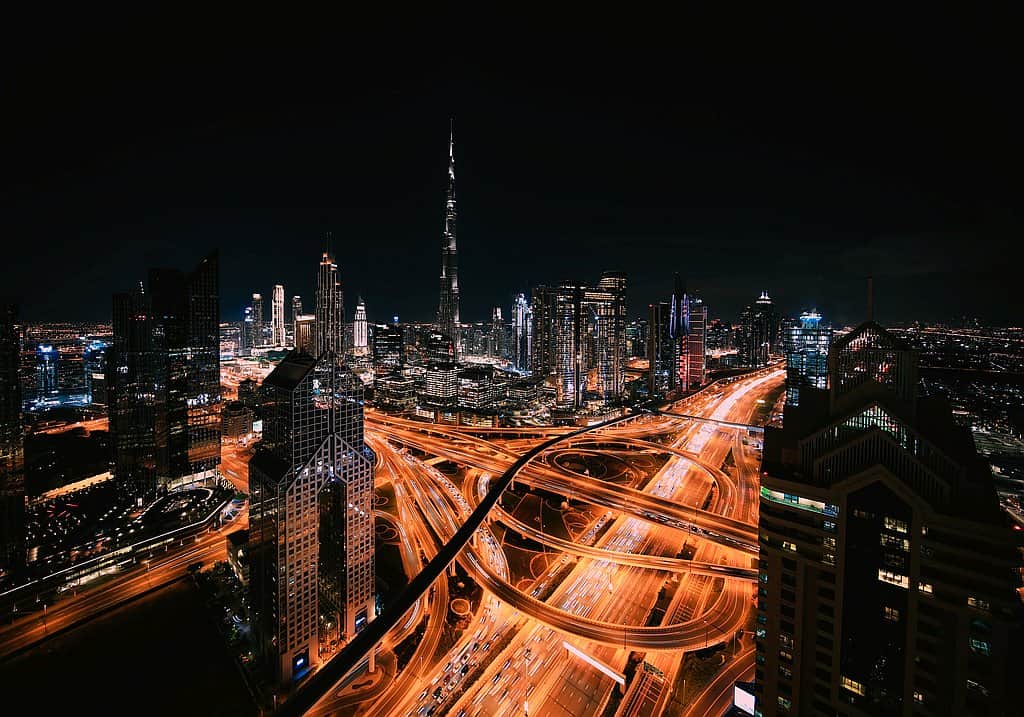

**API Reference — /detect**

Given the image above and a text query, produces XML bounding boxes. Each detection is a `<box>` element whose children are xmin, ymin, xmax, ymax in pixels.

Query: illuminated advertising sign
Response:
<box><xmin>734</xmin><ymin>683</ymin><xmax>756</xmax><ymax>715</ymax></box>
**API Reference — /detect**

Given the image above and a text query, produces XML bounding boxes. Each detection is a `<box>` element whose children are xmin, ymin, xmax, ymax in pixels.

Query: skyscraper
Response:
<box><xmin>511</xmin><ymin>293</ymin><xmax>532</xmax><ymax>373</ymax></box>
<box><xmin>291</xmin><ymin>294</ymin><xmax>302</xmax><ymax>329</ymax></box>
<box><xmin>422</xmin><ymin>332</ymin><xmax>457</xmax><ymax>408</ymax></box>
<box><xmin>488</xmin><ymin>307</ymin><xmax>506</xmax><ymax>358</ymax></box>
<box><xmin>783</xmin><ymin>309</ymin><xmax>832</xmax><ymax>406</ymax></box>
<box><xmin>372</xmin><ymin>323</ymin><xmax>403</xmax><ymax>372</ymax></box>
<box><xmin>271</xmin><ymin>284</ymin><xmax>285</xmax><ymax>346</ymax></box>
<box><xmin>110</xmin><ymin>252</ymin><xmax>221</xmax><ymax>499</ymax></box>
<box><xmin>757</xmin><ymin>319</ymin><xmax>1022</xmax><ymax>715</ymax></box>
<box><xmin>436</xmin><ymin>122</ymin><xmax>460</xmax><ymax>355</ymax></box>
<box><xmin>252</xmin><ymin>292</ymin><xmax>264</xmax><ymax>348</ymax></box>
<box><xmin>248</xmin><ymin>350</ymin><xmax>375</xmax><ymax>684</ymax></box>
<box><xmin>648</xmin><ymin>301</ymin><xmax>676</xmax><ymax>398</ymax></box>
<box><xmin>533</xmin><ymin>272</ymin><xmax>627</xmax><ymax>411</ymax></box>
<box><xmin>316</xmin><ymin>249</ymin><xmax>344</xmax><ymax>358</ymax></box>
<box><xmin>242</xmin><ymin>305</ymin><xmax>256</xmax><ymax>356</ymax></box>
<box><xmin>353</xmin><ymin>297</ymin><xmax>368</xmax><ymax>356</ymax></box>
<box><xmin>684</xmin><ymin>296</ymin><xmax>707</xmax><ymax>389</ymax></box>
<box><xmin>738</xmin><ymin>290</ymin><xmax>776</xmax><ymax>368</ymax></box>
<box><xmin>0</xmin><ymin>304</ymin><xmax>24</xmax><ymax>578</ymax></box>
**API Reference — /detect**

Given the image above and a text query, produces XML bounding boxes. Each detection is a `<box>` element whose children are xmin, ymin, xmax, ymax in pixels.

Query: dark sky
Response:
<box><xmin>3</xmin><ymin>12</ymin><xmax>1020</xmax><ymax>327</ymax></box>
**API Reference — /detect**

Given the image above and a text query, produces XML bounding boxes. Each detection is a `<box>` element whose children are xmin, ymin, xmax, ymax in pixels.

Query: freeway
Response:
<box><xmin>276</xmin><ymin>411</ymin><xmax>638</xmax><ymax>717</ymax></box>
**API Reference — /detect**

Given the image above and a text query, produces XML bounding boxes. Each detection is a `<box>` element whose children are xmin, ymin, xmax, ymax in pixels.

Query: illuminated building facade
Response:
<box><xmin>252</xmin><ymin>292</ymin><xmax>264</xmax><ymax>347</ymax></box>
<box><xmin>784</xmin><ymin>310</ymin><xmax>832</xmax><ymax>406</ymax></box>
<box><xmin>248</xmin><ymin>350</ymin><xmax>375</xmax><ymax>684</ymax></box>
<box><xmin>353</xmin><ymin>297</ymin><xmax>368</xmax><ymax>356</ymax></box>
<box><xmin>291</xmin><ymin>295</ymin><xmax>302</xmax><ymax>336</ymax></box>
<box><xmin>0</xmin><ymin>304</ymin><xmax>25</xmax><ymax>577</ymax></box>
<box><xmin>648</xmin><ymin>301</ymin><xmax>676</xmax><ymax>398</ymax></box>
<box><xmin>110</xmin><ymin>252</ymin><xmax>221</xmax><ymax>499</ymax></box>
<box><xmin>422</xmin><ymin>331</ymin><xmax>457</xmax><ymax>407</ymax></box>
<box><xmin>684</xmin><ymin>296</ymin><xmax>707</xmax><ymax>389</ymax></box>
<box><xmin>242</xmin><ymin>305</ymin><xmax>256</xmax><ymax>356</ymax></box>
<box><xmin>271</xmin><ymin>284</ymin><xmax>285</xmax><ymax>346</ymax></box>
<box><xmin>533</xmin><ymin>272</ymin><xmax>627</xmax><ymax>410</ymax></box>
<box><xmin>436</xmin><ymin>124</ymin><xmax>460</xmax><ymax>356</ymax></box>
<box><xmin>757</xmin><ymin>320</ymin><xmax>1022</xmax><ymax>716</ymax></box>
<box><xmin>84</xmin><ymin>340</ymin><xmax>108</xmax><ymax>406</ymax></box>
<box><xmin>294</xmin><ymin>314</ymin><xmax>315</xmax><ymax>355</ymax></box>
<box><xmin>35</xmin><ymin>344</ymin><xmax>58</xmax><ymax>401</ymax></box>
<box><xmin>315</xmin><ymin>249</ymin><xmax>344</xmax><ymax>358</ymax></box>
<box><xmin>372</xmin><ymin>323</ymin><xmax>403</xmax><ymax>372</ymax></box>
<box><xmin>374</xmin><ymin>372</ymin><xmax>415</xmax><ymax>411</ymax></box>
<box><xmin>738</xmin><ymin>290</ymin><xmax>776</xmax><ymax>368</ymax></box>
<box><xmin>458</xmin><ymin>366</ymin><xmax>497</xmax><ymax>410</ymax></box>
<box><xmin>512</xmin><ymin>293</ymin><xmax>532</xmax><ymax>372</ymax></box>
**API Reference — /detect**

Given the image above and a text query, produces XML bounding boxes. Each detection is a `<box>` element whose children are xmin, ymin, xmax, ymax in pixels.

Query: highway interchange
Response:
<box><xmin>5</xmin><ymin>366</ymin><xmax>782</xmax><ymax>717</ymax></box>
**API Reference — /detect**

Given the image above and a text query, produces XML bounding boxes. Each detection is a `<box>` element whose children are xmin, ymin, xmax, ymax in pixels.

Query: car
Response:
<box><xmin>461</xmin><ymin>664</ymin><xmax>469</xmax><ymax>676</ymax></box>
<box><xmin>492</xmin><ymin>672</ymin><xmax>501</xmax><ymax>684</ymax></box>
<box><xmin>472</xmin><ymin>642</ymin><xmax>479</xmax><ymax>652</ymax></box>
<box><xmin>432</xmin><ymin>687</ymin><xmax>443</xmax><ymax>701</ymax></box>
<box><xmin>418</xmin><ymin>689</ymin><xmax>428</xmax><ymax>701</ymax></box>
<box><xmin>442</xmin><ymin>662</ymin><xmax>452</xmax><ymax>673</ymax></box>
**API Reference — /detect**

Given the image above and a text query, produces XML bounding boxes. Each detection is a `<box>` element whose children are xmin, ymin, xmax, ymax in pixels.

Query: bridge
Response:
<box><xmin>646</xmin><ymin>408</ymin><xmax>765</xmax><ymax>434</ymax></box>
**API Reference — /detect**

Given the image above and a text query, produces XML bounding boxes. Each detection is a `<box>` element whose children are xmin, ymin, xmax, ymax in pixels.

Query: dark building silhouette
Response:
<box><xmin>248</xmin><ymin>350</ymin><xmax>374</xmax><ymax>684</ymax></box>
<box><xmin>110</xmin><ymin>252</ymin><xmax>220</xmax><ymax>499</ymax></box>
<box><xmin>757</xmin><ymin>320</ymin><xmax>1022</xmax><ymax>716</ymax></box>
<box><xmin>0</xmin><ymin>304</ymin><xmax>24</xmax><ymax>579</ymax></box>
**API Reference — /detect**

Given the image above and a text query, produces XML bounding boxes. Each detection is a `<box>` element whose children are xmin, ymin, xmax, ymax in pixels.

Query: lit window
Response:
<box><xmin>782</xmin><ymin>541</ymin><xmax>798</xmax><ymax>552</ymax></box>
<box><xmin>883</xmin><ymin>517</ymin><xmax>908</xmax><ymax>534</ymax></box>
<box><xmin>918</xmin><ymin>581</ymin><xmax>933</xmax><ymax>595</ymax></box>
<box><xmin>914</xmin><ymin>691</ymin><xmax>924</xmax><ymax>704</ymax></box>
<box><xmin>970</xmin><ymin>638</ymin><xmax>991</xmax><ymax>656</ymax></box>
<box><xmin>841</xmin><ymin>676</ymin><xmax>866</xmax><ymax>696</ymax></box>
<box><xmin>777</xmin><ymin>696</ymin><xmax>792</xmax><ymax>711</ymax></box>
<box><xmin>877</xmin><ymin>569</ymin><xmax>909</xmax><ymax>589</ymax></box>
<box><xmin>884</xmin><ymin>606</ymin><xmax>900</xmax><ymax>622</ymax></box>
<box><xmin>967</xmin><ymin>596</ymin><xmax>990</xmax><ymax>611</ymax></box>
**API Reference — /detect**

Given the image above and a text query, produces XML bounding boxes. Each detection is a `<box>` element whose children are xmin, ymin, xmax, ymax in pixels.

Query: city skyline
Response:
<box><xmin>1</xmin><ymin>16</ymin><xmax>1021</xmax><ymax>717</ymax></box>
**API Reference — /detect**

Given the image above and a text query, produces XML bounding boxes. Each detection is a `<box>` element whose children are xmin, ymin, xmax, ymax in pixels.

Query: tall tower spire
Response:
<box><xmin>436</xmin><ymin>118</ymin><xmax>460</xmax><ymax>357</ymax></box>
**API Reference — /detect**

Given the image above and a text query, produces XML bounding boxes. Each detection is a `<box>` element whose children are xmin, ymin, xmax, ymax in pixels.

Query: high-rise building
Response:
<box><xmin>242</xmin><ymin>306</ymin><xmax>256</xmax><ymax>356</ymax></box>
<box><xmin>511</xmin><ymin>293</ymin><xmax>532</xmax><ymax>373</ymax></box>
<box><xmin>248</xmin><ymin>350</ymin><xmax>375</xmax><ymax>684</ymax></box>
<box><xmin>648</xmin><ymin>301</ymin><xmax>676</xmax><ymax>398</ymax></box>
<box><xmin>783</xmin><ymin>310</ymin><xmax>832</xmax><ymax>406</ymax></box>
<box><xmin>110</xmin><ymin>253</ymin><xmax>220</xmax><ymax>499</ymax></box>
<box><xmin>294</xmin><ymin>314</ymin><xmax>315</xmax><ymax>355</ymax></box>
<box><xmin>291</xmin><ymin>295</ymin><xmax>302</xmax><ymax>328</ymax></box>
<box><xmin>436</xmin><ymin>123</ymin><xmax>460</xmax><ymax>355</ymax></box>
<box><xmin>533</xmin><ymin>273</ymin><xmax>627</xmax><ymax>411</ymax></box>
<box><xmin>683</xmin><ymin>297</ymin><xmax>707</xmax><ymax>389</ymax></box>
<box><xmin>316</xmin><ymin>249</ymin><xmax>344</xmax><ymax>358</ymax></box>
<box><xmin>353</xmin><ymin>298</ymin><xmax>368</xmax><ymax>356</ymax></box>
<box><xmin>488</xmin><ymin>307</ymin><xmax>506</xmax><ymax>358</ymax></box>
<box><xmin>738</xmin><ymin>290</ymin><xmax>776</xmax><ymax>368</ymax></box>
<box><xmin>626</xmin><ymin>317</ymin><xmax>648</xmax><ymax>358</ymax></box>
<box><xmin>252</xmin><ymin>293</ymin><xmax>264</xmax><ymax>348</ymax></box>
<box><xmin>757</xmin><ymin>320</ymin><xmax>1022</xmax><ymax>716</ymax></box>
<box><xmin>84</xmin><ymin>340</ymin><xmax>108</xmax><ymax>406</ymax></box>
<box><xmin>271</xmin><ymin>284</ymin><xmax>285</xmax><ymax>347</ymax></box>
<box><xmin>35</xmin><ymin>344</ymin><xmax>58</xmax><ymax>402</ymax></box>
<box><xmin>422</xmin><ymin>331</ymin><xmax>457</xmax><ymax>408</ymax></box>
<box><xmin>0</xmin><ymin>304</ymin><xmax>25</xmax><ymax>578</ymax></box>
<box><xmin>372</xmin><ymin>323</ymin><xmax>403</xmax><ymax>372</ymax></box>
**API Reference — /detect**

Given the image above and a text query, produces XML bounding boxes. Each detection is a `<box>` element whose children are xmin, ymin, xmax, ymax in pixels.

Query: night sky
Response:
<box><xmin>3</xmin><ymin>13</ymin><xmax>1020</xmax><ymax>327</ymax></box>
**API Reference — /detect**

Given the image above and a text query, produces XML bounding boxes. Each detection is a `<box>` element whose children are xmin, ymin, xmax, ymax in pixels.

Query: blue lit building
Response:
<box><xmin>783</xmin><ymin>310</ymin><xmax>831</xmax><ymax>406</ymax></box>
<box><xmin>35</xmin><ymin>344</ymin><xmax>59</xmax><ymax>403</ymax></box>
